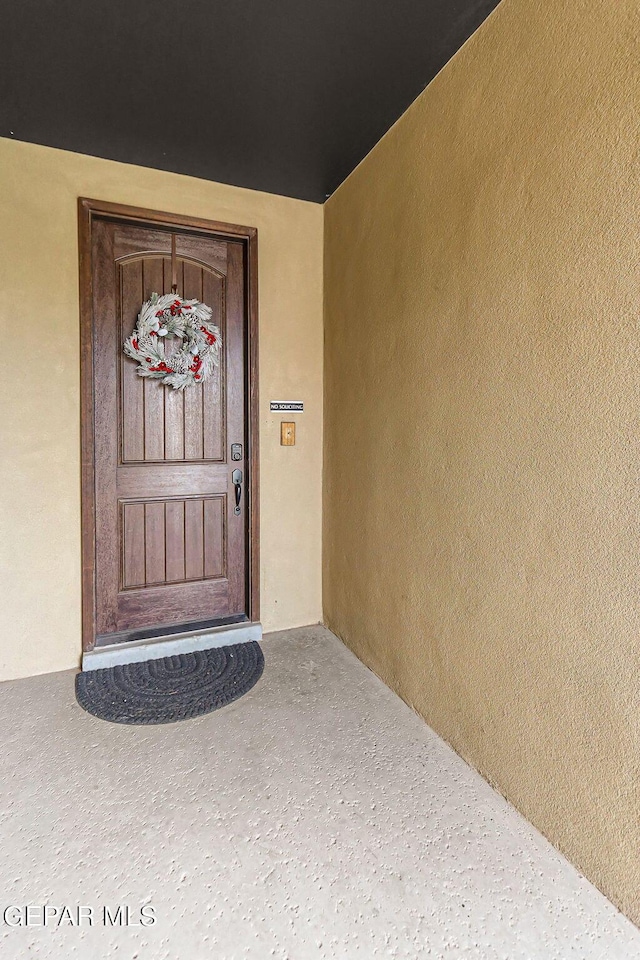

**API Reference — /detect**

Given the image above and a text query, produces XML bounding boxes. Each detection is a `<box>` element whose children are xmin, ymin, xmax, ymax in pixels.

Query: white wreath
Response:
<box><xmin>123</xmin><ymin>293</ymin><xmax>222</xmax><ymax>390</ymax></box>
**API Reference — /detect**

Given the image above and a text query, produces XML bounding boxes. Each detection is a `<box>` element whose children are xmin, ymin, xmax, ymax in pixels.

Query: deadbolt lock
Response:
<box><xmin>231</xmin><ymin>443</ymin><xmax>243</xmax><ymax>461</ymax></box>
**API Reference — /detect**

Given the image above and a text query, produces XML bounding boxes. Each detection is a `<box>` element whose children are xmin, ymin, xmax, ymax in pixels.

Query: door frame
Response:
<box><xmin>78</xmin><ymin>197</ymin><xmax>260</xmax><ymax>652</ymax></box>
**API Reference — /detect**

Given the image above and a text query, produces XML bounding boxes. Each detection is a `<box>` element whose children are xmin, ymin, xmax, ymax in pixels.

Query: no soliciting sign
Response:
<box><xmin>270</xmin><ymin>401</ymin><xmax>304</xmax><ymax>412</ymax></box>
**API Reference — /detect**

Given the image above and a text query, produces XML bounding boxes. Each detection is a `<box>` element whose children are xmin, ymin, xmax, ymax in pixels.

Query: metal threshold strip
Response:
<box><xmin>82</xmin><ymin>621</ymin><xmax>263</xmax><ymax>671</ymax></box>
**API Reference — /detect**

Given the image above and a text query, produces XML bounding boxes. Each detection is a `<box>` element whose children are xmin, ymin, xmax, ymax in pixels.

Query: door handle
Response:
<box><xmin>232</xmin><ymin>469</ymin><xmax>243</xmax><ymax>515</ymax></box>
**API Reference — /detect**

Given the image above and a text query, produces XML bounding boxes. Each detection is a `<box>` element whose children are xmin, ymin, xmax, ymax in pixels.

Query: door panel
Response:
<box><xmin>90</xmin><ymin>217</ymin><xmax>248</xmax><ymax>642</ymax></box>
<box><xmin>118</xmin><ymin>254</ymin><xmax>227</xmax><ymax>464</ymax></box>
<box><xmin>120</xmin><ymin>496</ymin><xmax>226</xmax><ymax>588</ymax></box>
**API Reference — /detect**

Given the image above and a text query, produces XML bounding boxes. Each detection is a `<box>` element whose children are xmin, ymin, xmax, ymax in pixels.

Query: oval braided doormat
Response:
<box><xmin>75</xmin><ymin>642</ymin><xmax>264</xmax><ymax>725</ymax></box>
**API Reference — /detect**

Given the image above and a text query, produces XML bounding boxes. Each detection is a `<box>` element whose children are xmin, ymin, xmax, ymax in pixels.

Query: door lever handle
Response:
<box><xmin>232</xmin><ymin>469</ymin><xmax>243</xmax><ymax>515</ymax></box>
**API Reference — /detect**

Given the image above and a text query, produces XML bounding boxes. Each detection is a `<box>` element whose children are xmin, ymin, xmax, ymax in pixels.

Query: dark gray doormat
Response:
<box><xmin>75</xmin><ymin>642</ymin><xmax>264</xmax><ymax>725</ymax></box>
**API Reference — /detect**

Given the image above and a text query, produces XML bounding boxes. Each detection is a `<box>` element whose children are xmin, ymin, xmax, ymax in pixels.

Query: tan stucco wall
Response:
<box><xmin>0</xmin><ymin>137</ymin><xmax>323</xmax><ymax>680</ymax></box>
<box><xmin>324</xmin><ymin>0</ymin><xmax>640</xmax><ymax>925</ymax></box>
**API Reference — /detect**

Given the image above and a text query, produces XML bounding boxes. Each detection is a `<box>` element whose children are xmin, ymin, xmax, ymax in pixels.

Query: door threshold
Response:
<box><xmin>95</xmin><ymin>614</ymin><xmax>250</xmax><ymax>648</ymax></box>
<box><xmin>82</xmin><ymin>621</ymin><xmax>262</xmax><ymax>672</ymax></box>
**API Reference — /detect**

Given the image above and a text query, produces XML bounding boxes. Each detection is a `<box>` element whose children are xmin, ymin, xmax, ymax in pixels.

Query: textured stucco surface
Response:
<box><xmin>324</xmin><ymin>0</ymin><xmax>640</xmax><ymax>926</ymax></box>
<box><xmin>0</xmin><ymin>137</ymin><xmax>323</xmax><ymax>680</ymax></box>
<box><xmin>0</xmin><ymin>626</ymin><xmax>638</xmax><ymax>959</ymax></box>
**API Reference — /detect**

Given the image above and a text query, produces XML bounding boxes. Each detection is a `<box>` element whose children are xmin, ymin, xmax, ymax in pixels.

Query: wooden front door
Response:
<box><xmin>80</xmin><ymin>201</ymin><xmax>258</xmax><ymax>650</ymax></box>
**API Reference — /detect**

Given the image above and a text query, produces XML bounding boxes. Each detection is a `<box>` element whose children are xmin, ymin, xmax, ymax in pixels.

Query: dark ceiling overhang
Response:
<box><xmin>1</xmin><ymin>0</ymin><xmax>501</xmax><ymax>202</ymax></box>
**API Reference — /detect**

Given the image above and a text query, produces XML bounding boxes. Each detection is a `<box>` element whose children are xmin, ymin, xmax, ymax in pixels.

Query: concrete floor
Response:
<box><xmin>0</xmin><ymin>625</ymin><xmax>638</xmax><ymax>960</ymax></box>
